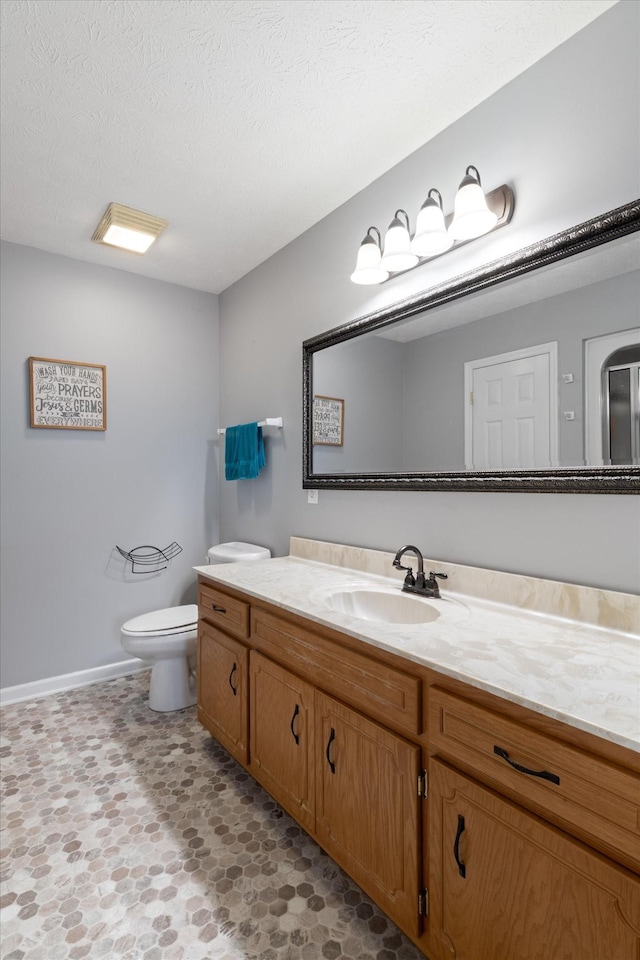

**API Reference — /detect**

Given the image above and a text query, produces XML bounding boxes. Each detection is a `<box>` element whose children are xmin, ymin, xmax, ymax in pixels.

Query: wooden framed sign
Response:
<box><xmin>313</xmin><ymin>395</ymin><xmax>344</xmax><ymax>446</ymax></box>
<box><xmin>29</xmin><ymin>357</ymin><xmax>107</xmax><ymax>431</ymax></box>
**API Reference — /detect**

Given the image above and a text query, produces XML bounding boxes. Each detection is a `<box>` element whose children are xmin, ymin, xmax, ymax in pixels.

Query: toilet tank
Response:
<box><xmin>207</xmin><ymin>541</ymin><xmax>271</xmax><ymax>564</ymax></box>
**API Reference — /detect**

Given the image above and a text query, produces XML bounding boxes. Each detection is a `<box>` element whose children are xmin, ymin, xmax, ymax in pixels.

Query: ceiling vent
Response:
<box><xmin>91</xmin><ymin>203</ymin><xmax>168</xmax><ymax>254</ymax></box>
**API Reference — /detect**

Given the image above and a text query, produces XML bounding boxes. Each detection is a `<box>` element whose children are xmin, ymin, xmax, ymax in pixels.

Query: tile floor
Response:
<box><xmin>1</xmin><ymin>674</ymin><xmax>426</xmax><ymax>960</ymax></box>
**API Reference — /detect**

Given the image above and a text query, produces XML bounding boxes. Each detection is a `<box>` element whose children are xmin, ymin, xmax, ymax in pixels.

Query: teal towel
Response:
<box><xmin>224</xmin><ymin>422</ymin><xmax>265</xmax><ymax>480</ymax></box>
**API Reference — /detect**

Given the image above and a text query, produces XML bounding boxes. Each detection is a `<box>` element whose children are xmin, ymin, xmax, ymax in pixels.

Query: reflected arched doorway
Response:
<box><xmin>585</xmin><ymin>329</ymin><xmax>640</xmax><ymax>465</ymax></box>
<box><xmin>603</xmin><ymin>344</ymin><xmax>640</xmax><ymax>464</ymax></box>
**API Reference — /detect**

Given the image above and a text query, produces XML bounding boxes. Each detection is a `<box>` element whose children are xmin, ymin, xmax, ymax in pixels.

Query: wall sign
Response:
<box><xmin>313</xmin><ymin>395</ymin><xmax>344</xmax><ymax>446</ymax></box>
<box><xmin>29</xmin><ymin>356</ymin><xmax>107</xmax><ymax>431</ymax></box>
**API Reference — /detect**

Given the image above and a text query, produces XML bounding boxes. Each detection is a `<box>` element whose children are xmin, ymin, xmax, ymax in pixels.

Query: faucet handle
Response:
<box><xmin>425</xmin><ymin>570</ymin><xmax>448</xmax><ymax>598</ymax></box>
<box><xmin>393</xmin><ymin>558</ymin><xmax>416</xmax><ymax>587</ymax></box>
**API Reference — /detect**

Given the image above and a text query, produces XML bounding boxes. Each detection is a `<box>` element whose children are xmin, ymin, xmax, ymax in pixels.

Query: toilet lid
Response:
<box><xmin>122</xmin><ymin>604</ymin><xmax>198</xmax><ymax>634</ymax></box>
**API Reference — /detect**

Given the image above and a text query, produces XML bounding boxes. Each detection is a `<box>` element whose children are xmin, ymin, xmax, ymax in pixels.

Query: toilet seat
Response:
<box><xmin>121</xmin><ymin>604</ymin><xmax>198</xmax><ymax>636</ymax></box>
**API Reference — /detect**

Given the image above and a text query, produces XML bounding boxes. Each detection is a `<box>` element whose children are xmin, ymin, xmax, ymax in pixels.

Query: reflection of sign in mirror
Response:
<box><xmin>29</xmin><ymin>356</ymin><xmax>107</xmax><ymax>431</ymax></box>
<box><xmin>313</xmin><ymin>395</ymin><xmax>343</xmax><ymax>446</ymax></box>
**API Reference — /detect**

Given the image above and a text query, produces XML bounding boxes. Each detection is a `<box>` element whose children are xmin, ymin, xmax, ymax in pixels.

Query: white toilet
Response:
<box><xmin>121</xmin><ymin>541</ymin><xmax>271</xmax><ymax>711</ymax></box>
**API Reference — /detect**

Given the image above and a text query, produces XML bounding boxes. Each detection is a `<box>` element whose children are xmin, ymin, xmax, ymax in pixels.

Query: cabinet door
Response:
<box><xmin>429</xmin><ymin>759</ymin><xmax>640</xmax><ymax>960</ymax></box>
<box><xmin>250</xmin><ymin>652</ymin><xmax>315</xmax><ymax>832</ymax></box>
<box><xmin>197</xmin><ymin>621</ymin><xmax>248</xmax><ymax>764</ymax></box>
<box><xmin>315</xmin><ymin>690</ymin><xmax>420</xmax><ymax>936</ymax></box>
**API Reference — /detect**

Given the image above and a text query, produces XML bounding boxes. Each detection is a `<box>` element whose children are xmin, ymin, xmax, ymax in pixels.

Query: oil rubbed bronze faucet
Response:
<box><xmin>392</xmin><ymin>544</ymin><xmax>448</xmax><ymax>599</ymax></box>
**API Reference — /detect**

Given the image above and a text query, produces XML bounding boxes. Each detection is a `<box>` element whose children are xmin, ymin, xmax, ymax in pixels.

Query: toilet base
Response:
<box><xmin>148</xmin><ymin>656</ymin><xmax>196</xmax><ymax>712</ymax></box>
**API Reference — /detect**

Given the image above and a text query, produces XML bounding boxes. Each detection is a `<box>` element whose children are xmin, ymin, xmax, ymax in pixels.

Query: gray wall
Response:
<box><xmin>313</xmin><ymin>336</ymin><xmax>404</xmax><ymax>473</ymax></box>
<box><xmin>0</xmin><ymin>243</ymin><xmax>219</xmax><ymax>687</ymax></box>
<box><xmin>218</xmin><ymin>2</ymin><xmax>640</xmax><ymax>593</ymax></box>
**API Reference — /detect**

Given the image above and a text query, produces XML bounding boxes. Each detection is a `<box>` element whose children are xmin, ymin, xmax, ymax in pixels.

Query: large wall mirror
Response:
<box><xmin>303</xmin><ymin>201</ymin><xmax>640</xmax><ymax>493</ymax></box>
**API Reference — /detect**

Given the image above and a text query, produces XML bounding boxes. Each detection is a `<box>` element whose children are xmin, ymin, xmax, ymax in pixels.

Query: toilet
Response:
<box><xmin>121</xmin><ymin>541</ymin><xmax>271</xmax><ymax>711</ymax></box>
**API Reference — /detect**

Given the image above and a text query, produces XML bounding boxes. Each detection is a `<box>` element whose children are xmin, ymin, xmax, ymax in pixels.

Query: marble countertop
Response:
<box><xmin>194</xmin><ymin>556</ymin><xmax>640</xmax><ymax>753</ymax></box>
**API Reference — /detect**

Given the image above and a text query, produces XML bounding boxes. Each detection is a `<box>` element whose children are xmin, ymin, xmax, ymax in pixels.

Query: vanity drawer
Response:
<box><xmin>251</xmin><ymin>609</ymin><xmax>421</xmax><ymax>736</ymax></box>
<box><xmin>429</xmin><ymin>688</ymin><xmax>640</xmax><ymax>871</ymax></box>
<box><xmin>198</xmin><ymin>581</ymin><xmax>250</xmax><ymax>640</ymax></box>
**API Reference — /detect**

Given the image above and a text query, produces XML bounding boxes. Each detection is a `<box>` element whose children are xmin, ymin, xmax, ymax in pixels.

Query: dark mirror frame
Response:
<box><xmin>303</xmin><ymin>200</ymin><xmax>640</xmax><ymax>494</ymax></box>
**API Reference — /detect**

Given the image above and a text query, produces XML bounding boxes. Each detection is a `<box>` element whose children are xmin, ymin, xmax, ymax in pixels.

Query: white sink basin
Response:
<box><xmin>325</xmin><ymin>587</ymin><xmax>442</xmax><ymax>624</ymax></box>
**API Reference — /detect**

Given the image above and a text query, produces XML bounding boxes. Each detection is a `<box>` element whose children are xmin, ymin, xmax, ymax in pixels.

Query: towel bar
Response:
<box><xmin>217</xmin><ymin>417</ymin><xmax>283</xmax><ymax>435</ymax></box>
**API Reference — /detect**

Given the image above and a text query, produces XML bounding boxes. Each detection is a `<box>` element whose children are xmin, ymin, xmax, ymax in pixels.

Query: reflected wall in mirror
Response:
<box><xmin>303</xmin><ymin>201</ymin><xmax>640</xmax><ymax>493</ymax></box>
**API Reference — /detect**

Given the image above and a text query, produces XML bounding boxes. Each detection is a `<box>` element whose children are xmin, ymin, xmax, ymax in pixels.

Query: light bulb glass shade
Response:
<box><xmin>350</xmin><ymin>232</ymin><xmax>388</xmax><ymax>284</ymax></box>
<box><xmin>411</xmin><ymin>194</ymin><xmax>454</xmax><ymax>257</ymax></box>
<box><xmin>381</xmin><ymin>212</ymin><xmax>418</xmax><ymax>272</ymax></box>
<box><xmin>449</xmin><ymin>169</ymin><xmax>497</xmax><ymax>240</ymax></box>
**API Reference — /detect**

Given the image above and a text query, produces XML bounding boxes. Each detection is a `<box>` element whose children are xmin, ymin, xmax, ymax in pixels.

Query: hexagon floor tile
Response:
<box><xmin>1</xmin><ymin>674</ymin><xmax>426</xmax><ymax>959</ymax></box>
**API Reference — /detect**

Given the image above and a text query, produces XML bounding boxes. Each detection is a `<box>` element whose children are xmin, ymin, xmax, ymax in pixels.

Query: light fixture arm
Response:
<box><xmin>461</xmin><ymin>165</ymin><xmax>481</xmax><ymax>186</ymax></box>
<box><xmin>393</xmin><ymin>209</ymin><xmax>411</xmax><ymax>230</ymax></box>
<box><xmin>427</xmin><ymin>188</ymin><xmax>443</xmax><ymax>208</ymax></box>
<box><xmin>366</xmin><ymin>226</ymin><xmax>382</xmax><ymax>245</ymax></box>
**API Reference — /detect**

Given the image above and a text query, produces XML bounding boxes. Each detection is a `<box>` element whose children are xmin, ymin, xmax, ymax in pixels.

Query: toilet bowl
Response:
<box><xmin>121</xmin><ymin>605</ymin><xmax>198</xmax><ymax>712</ymax></box>
<box><xmin>121</xmin><ymin>542</ymin><xmax>270</xmax><ymax>712</ymax></box>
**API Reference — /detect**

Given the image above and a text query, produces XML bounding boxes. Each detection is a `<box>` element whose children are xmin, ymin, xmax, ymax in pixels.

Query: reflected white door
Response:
<box><xmin>464</xmin><ymin>342</ymin><xmax>558</xmax><ymax>470</ymax></box>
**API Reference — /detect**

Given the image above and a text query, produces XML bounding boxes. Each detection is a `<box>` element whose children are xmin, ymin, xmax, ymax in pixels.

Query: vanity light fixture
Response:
<box><xmin>350</xmin><ymin>166</ymin><xmax>514</xmax><ymax>284</ymax></box>
<box><xmin>92</xmin><ymin>203</ymin><xmax>168</xmax><ymax>254</ymax></box>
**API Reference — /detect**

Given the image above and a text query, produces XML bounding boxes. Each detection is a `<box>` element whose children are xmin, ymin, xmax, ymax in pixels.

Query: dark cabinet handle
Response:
<box><xmin>453</xmin><ymin>814</ymin><xmax>466</xmax><ymax>878</ymax></box>
<box><xmin>212</xmin><ymin>604</ymin><xmax>226</xmax><ymax>613</ymax></box>
<box><xmin>493</xmin><ymin>745</ymin><xmax>560</xmax><ymax>785</ymax></box>
<box><xmin>290</xmin><ymin>704</ymin><xmax>300</xmax><ymax>745</ymax></box>
<box><xmin>326</xmin><ymin>727</ymin><xmax>336</xmax><ymax>774</ymax></box>
<box><xmin>228</xmin><ymin>663</ymin><xmax>237</xmax><ymax>696</ymax></box>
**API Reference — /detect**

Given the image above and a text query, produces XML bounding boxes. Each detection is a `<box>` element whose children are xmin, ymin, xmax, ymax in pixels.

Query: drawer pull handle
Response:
<box><xmin>493</xmin><ymin>745</ymin><xmax>560</xmax><ymax>785</ymax></box>
<box><xmin>326</xmin><ymin>727</ymin><xmax>336</xmax><ymax>774</ymax></box>
<box><xmin>228</xmin><ymin>663</ymin><xmax>238</xmax><ymax>696</ymax></box>
<box><xmin>290</xmin><ymin>704</ymin><xmax>300</xmax><ymax>745</ymax></box>
<box><xmin>453</xmin><ymin>814</ymin><xmax>466</xmax><ymax>878</ymax></box>
<box><xmin>212</xmin><ymin>604</ymin><xmax>227</xmax><ymax>613</ymax></box>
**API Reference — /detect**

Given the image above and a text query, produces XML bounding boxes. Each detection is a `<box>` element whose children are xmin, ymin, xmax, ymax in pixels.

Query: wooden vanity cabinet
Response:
<box><xmin>198</xmin><ymin>579</ymin><xmax>423</xmax><ymax>940</ymax></box>
<box><xmin>426</xmin><ymin>686</ymin><xmax>640</xmax><ymax>960</ymax></box>
<box><xmin>197</xmin><ymin>577</ymin><xmax>640</xmax><ymax>960</ymax></box>
<box><xmin>429</xmin><ymin>759</ymin><xmax>640</xmax><ymax>960</ymax></box>
<box><xmin>428</xmin><ymin>687</ymin><xmax>640</xmax><ymax>870</ymax></box>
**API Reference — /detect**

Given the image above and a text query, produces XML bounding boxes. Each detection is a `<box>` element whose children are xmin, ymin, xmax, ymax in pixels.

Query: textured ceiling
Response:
<box><xmin>0</xmin><ymin>0</ymin><xmax>617</xmax><ymax>294</ymax></box>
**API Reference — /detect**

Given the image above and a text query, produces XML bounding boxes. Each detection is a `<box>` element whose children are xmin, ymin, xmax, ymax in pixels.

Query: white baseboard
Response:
<box><xmin>0</xmin><ymin>659</ymin><xmax>150</xmax><ymax>706</ymax></box>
